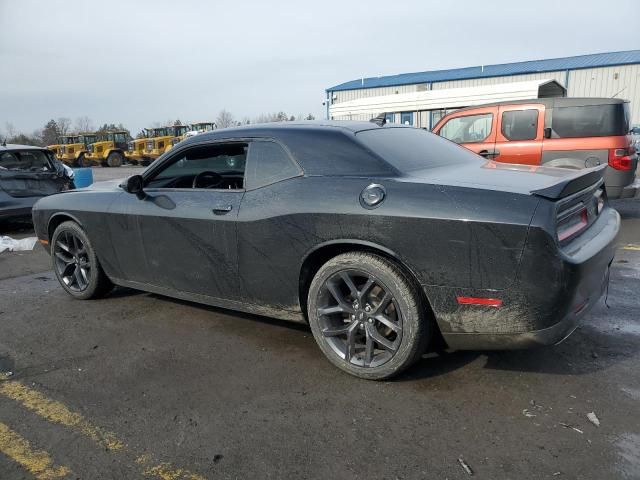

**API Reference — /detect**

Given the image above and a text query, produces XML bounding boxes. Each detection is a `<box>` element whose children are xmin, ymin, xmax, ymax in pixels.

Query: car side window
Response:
<box><xmin>145</xmin><ymin>142</ymin><xmax>248</xmax><ymax>190</ymax></box>
<box><xmin>501</xmin><ymin>109</ymin><xmax>538</xmax><ymax>141</ymax></box>
<box><xmin>439</xmin><ymin>113</ymin><xmax>493</xmax><ymax>144</ymax></box>
<box><xmin>245</xmin><ymin>140</ymin><xmax>302</xmax><ymax>190</ymax></box>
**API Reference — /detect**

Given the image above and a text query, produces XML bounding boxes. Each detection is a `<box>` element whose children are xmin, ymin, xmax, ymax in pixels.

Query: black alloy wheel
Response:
<box><xmin>308</xmin><ymin>252</ymin><xmax>430</xmax><ymax>380</ymax></box>
<box><xmin>53</xmin><ymin>230</ymin><xmax>91</xmax><ymax>292</ymax></box>
<box><xmin>317</xmin><ymin>269</ymin><xmax>402</xmax><ymax>368</ymax></box>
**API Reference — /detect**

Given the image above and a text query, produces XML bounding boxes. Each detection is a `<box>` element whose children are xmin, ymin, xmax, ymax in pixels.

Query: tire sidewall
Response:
<box><xmin>107</xmin><ymin>152</ymin><xmax>123</xmax><ymax>167</ymax></box>
<box><xmin>51</xmin><ymin>222</ymin><xmax>103</xmax><ymax>300</ymax></box>
<box><xmin>307</xmin><ymin>253</ymin><xmax>426</xmax><ymax>380</ymax></box>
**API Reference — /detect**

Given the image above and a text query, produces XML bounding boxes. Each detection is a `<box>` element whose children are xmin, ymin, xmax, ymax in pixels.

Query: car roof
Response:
<box><xmin>180</xmin><ymin>120</ymin><xmax>399</xmax><ymax>145</ymax></box>
<box><xmin>449</xmin><ymin>96</ymin><xmax>628</xmax><ymax>114</ymax></box>
<box><xmin>0</xmin><ymin>143</ymin><xmax>47</xmax><ymax>151</ymax></box>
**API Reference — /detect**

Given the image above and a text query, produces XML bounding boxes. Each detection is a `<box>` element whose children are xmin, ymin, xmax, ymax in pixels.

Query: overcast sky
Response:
<box><xmin>0</xmin><ymin>0</ymin><xmax>636</xmax><ymax>135</ymax></box>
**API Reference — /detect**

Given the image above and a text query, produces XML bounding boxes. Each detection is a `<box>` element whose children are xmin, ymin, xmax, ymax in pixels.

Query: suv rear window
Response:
<box><xmin>552</xmin><ymin>103</ymin><xmax>630</xmax><ymax>138</ymax></box>
<box><xmin>357</xmin><ymin>127</ymin><xmax>482</xmax><ymax>172</ymax></box>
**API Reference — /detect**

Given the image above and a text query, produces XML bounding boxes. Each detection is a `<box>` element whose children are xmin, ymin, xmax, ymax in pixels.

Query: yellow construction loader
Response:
<box><xmin>126</xmin><ymin>129</ymin><xmax>151</xmax><ymax>165</ymax></box>
<box><xmin>85</xmin><ymin>131</ymin><xmax>128</xmax><ymax>167</ymax></box>
<box><xmin>144</xmin><ymin>125</ymin><xmax>190</xmax><ymax>162</ymax></box>
<box><xmin>59</xmin><ymin>133</ymin><xmax>97</xmax><ymax>167</ymax></box>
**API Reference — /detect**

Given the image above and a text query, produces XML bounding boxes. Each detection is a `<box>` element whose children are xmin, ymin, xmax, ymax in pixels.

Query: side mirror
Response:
<box><xmin>122</xmin><ymin>175</ymin><xmax>144</xmax><ymax>196</ymax></box>
<box><xmin>543</xmin><ymin>127</ymin><xmax>552</xmax><ymax>139</ymax></box>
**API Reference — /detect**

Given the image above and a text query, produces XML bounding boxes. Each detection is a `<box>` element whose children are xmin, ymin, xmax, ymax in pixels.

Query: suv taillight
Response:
<box><xmin>608</xmin><ymin>148</ymin><xmax>633</xmax><ymax>170</ymax></box>
<box><xmin>557</xmin><ymin>204</ymin><xmax>588</xmax><ymax>242</ymax></box>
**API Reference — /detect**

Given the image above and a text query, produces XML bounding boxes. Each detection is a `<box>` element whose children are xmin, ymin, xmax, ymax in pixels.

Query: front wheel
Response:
<box><xmin>307</xmin><ymin>252</ymin><xmax>430</xmax><ymax>380</ymax></box>
<box><xmin>51</xmin><ymin>221</ymin><xmax>113</xmax><ymax>300</ymax></box>
<box><xmin>106</xmin><ymin>151</ymin><xmax>123</xmax><ymax>167</ymax></box>
<box><xmin>77</xmin><ymin>153</ymin><xmax>91</xmax><ymax>168</ymax></box>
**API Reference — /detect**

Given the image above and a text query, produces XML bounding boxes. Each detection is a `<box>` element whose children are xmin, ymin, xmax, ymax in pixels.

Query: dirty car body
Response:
<box><xmin>0</xmin><ymin>144</ymin><xmax>74</xmax><ymax>220</ymax></box>
<box><xmin>32</xmin><ymin>122</ymin><xmax>619</xmax><ymax>378</ymax></box>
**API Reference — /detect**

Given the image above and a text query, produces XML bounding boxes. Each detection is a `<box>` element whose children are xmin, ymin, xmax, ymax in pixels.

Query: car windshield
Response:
<box><xmin>0</xmin><ymin>150</ymin><xmax>54</xmax><ymax>171</ymax></box>
<box><xmin>80</xmin><ymin>135</ymin><xmax>97</xmax><ymax>145</ymax></box>
<box><xmin>62</xmin><ymin>137</ymin><xmax>78</xmax><ymax>144</ymax></box>
<box><xmin>114</xmin><ymin>133</ymin><xmax>127</xmax><ymax>143</ymax></box>
<box><xmin>356</xmin><ymin>127</ymin><xmax>483</xmax><ymax>172</ymax></box>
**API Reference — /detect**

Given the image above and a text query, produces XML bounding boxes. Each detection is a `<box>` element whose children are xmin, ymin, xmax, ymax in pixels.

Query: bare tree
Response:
<box><xmin>216</xmin><ymin>109</ymin><xmax>236</xmax><ymax>129</ymax></box>
<box><xmin>56</xmin><ymin>117</ymin><xmax>72</xmax><ymax>136</ymax></box>
<box><xmin>74</xmin><ymin>116</ymin><xmax>94</xmax><ymax>133</ymax></box>
<box><xmin>4</xmin><ymin>122</ymin><xmax>17</xmax><ymax>138</ymax></box>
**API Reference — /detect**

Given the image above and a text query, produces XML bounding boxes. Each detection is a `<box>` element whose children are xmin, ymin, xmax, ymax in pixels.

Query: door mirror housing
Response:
<box><xmin>543</xmin><ymin>127</ymin><xmax>552</xmax><ymax>139</ymax></box>
<box><xmin>122</xmin><ymin>175</ymin><xmax>144</xmax><ymax>196</ymax></box>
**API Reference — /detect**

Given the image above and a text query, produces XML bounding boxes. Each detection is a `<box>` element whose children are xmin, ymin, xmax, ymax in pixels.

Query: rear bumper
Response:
<box><xmin>617</xmin><ymin>178</ymin><xmax>640</xmax><ymax>199</ymax></box>
<box><xmin>430</xmin><ymin>208</ymin><xmax>619</xmax><ymax>350</ymax></box>
<box><xmin>442</xmin><ymin>259</ymin><xmax>611</xmax><ymax>349</ymax></box>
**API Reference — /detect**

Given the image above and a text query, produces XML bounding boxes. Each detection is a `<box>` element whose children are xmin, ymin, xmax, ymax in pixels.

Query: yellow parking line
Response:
<box><xmin>0</xmin><ymin>421</ymin><xmax>71</xmax><ymax>479</ymax></box>
<box><xmin>622</xmin><ymin>244</ymin><xmax>640</xmax><ymax>251</ymax></box>
<box><xmin>0</xmin><ymin>381</ymin><xmax>124</xmax><ymax>451</ymax></box>
<box><xmin>137</xmin><ymin>456</ymin><xmax>206</xmax><ymax>480</ymax></box>
<box><xmin>0</xmin><ymin>380</ymin><xmax>206</xmax><ymax>479</ymax></box>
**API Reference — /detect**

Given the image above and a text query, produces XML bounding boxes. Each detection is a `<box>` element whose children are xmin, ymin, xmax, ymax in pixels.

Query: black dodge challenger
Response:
<box><xmin>32</xmin><ymin>122</ymin><xmax>619</xmax><ymax>379</ymax></box>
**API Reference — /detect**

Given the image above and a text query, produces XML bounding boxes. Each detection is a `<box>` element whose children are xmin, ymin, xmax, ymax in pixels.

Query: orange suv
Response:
<box><xmin>432</xmin><ymin>98</ymin><xmax>638</xmax><ymax>199</ymax></box>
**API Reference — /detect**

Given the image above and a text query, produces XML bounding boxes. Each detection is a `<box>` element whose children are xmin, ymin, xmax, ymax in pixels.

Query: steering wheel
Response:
<box><xmin>192</xmin><ymin>171</ymin><xmax>223</xmax><ymax>189</ymax></box>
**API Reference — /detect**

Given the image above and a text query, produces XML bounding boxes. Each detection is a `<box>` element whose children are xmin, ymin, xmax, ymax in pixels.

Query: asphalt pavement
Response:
<box><xmin>0</xmin><ymin>167</ymin><xmax>639</xmax><ymax>479</ymax></box>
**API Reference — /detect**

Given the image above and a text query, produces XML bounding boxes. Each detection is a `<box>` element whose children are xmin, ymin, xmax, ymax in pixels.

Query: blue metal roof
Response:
<box><xmin>327</xmin><ymin>50</ymin><xmax>640</xmax><ymax>92</ymax></box>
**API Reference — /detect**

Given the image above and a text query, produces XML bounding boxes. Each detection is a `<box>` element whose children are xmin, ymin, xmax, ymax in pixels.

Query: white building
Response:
<box><xmin>326</xmin><ymin>50</ymin><xmax>640</xmax><ymax>129</ymax></box>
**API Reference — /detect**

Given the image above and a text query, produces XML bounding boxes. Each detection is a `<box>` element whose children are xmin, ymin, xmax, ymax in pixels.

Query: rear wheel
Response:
<box><xmin>51</xmin><ymin>221</ymin><xmax>113</xmax><ymax>300</ymax></box>
<box><xmin>106</xmin><ymin>152</ymin><xmax>123</xmax><ymax>167</ymax></box>
<box><xmin>77</xmin><ymin>153</ymin><xmax>91</xmax><ymax>168</ymax></box>
<box><xmin>307</xmin><ymin>252</ymin><xmax>430</xmax><ymax>380</ymax></box>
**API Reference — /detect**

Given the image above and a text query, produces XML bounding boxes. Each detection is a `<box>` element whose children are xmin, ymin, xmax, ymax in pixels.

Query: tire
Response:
<box><xmin>307</xmin><ymin>252</ymin><xmax>430</xmax><ymax>380</ymax></box>
<box><xmin>106</xmin><ymin>152</ymin><xmax>123</xmax><ymax>167</ymax></box>
<box><xmin>77</xmin><ymin>153</ymin><xmax>91</xmax><ymax>168</ymax></box>
<box><xmin>51</xmin><ymin>221</ymin><xmax>113</xmax><ymax>300</ymax></box>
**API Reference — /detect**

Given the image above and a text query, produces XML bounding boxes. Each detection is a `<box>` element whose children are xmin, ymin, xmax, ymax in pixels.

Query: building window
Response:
<box><xmin>400</xmin><ymin>112</ymin><xmax>413</xmax><ymax>126</ymax></box>
<box><xmin>385</xmin><ymin>113</ymin><xmax>395</xmax><ymax>124</ymax></box>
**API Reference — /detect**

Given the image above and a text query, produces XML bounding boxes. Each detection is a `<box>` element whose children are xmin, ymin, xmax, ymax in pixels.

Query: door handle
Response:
<box><xmin>213</xmin><ymin>205</ymin><xmax>233</xmax><ymax>214</ymax></box>
<box><xmin>478</xmin><ymin>149</ymin><xmax>500</xmax><ymax>159</ymax></box>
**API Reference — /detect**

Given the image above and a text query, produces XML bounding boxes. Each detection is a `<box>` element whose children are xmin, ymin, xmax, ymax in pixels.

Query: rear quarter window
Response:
<box><xmin>357</xmin><ymin>127</ymin><xmax>483</xmax><ymax>172</ymax></box>
<box><xmin>280</xmin><ymin>129</ymin><xmax>394</xmax><ymax>176</ymax></box>
<box><xmin>552</xmin><ymin>103</ymin><xmax>630</xmax><ymax>138</ymax></box>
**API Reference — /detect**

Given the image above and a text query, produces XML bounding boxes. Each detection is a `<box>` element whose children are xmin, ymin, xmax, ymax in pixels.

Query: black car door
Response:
<box><xmin>109</xmin><ymin>141</ymin><xmax>247</xmax><ymax>300</ymax></box>
<box><xmin>235</xmin><ymin>139</ymin><xmax>305</xmax><ymax>308</ymax></box>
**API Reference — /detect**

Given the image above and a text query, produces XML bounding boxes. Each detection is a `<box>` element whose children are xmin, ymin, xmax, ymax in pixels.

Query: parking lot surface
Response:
<box><xmin>0</xmin><ymin>170</ymin><xmax>639</xmax><ymax>479</ymax></box>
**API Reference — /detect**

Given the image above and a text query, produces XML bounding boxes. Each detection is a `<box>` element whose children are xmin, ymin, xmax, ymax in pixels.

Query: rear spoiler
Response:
<box><xmin>531</xmin><ymin>165</ymin><xmax>606</xmax><ymax>200</ymax></box>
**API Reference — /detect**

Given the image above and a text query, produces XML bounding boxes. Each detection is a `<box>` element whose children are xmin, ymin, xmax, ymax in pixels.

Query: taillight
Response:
<box><xmin>608</xmin><ymin>148</ymin><xmax>633</xmax><ymax>170</ymax></box>
<box><xmin>557</xmin><ymin>205</ymin><xmax>588</xmax><ymax>242</ymax></box>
